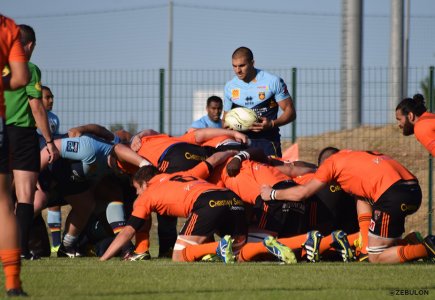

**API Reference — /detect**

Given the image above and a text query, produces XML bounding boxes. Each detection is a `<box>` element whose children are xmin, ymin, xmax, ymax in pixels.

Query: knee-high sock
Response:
<box><xmin>0</xmin><ymin>249</ymin><xmax>21</xmax><ymax>290</ymax></box>
<box><xmin>237</xmin><ymin>242</ymin><xmax>269</xmax><ymax>262</ymax></box>
<box><xmin>15</xmin><ymin>203</ymin><xmax>34</xmax><ymax>255</ymax></box>
<box><xmin>47</xmin><ymin>209</ymin><xmax>62</xmax><ymax>247</ymax></box>
<box><xmin>277</xmin><ymin>234</ymin><xmax>308</xmax><ymax>257</ymax></box>
<box><xmin>358</xmin><ymin>213</ymin><xmax>371</xmax><ymax>255</ymax></box>
<box><xmin>135</xmin><ymin>217</ymin><xmax>152</xmax><ymax>253</ymax></box>
<box><xmin>397</xmin><ymin>244</ymin><xmax>428</xmax><ymax>262</ymax></box>
<box><xmin>106</xmin><ymin>201</ymin><xmax>126</xmax><ymax>235</ymax></box>
<box><xmin>182</xmin><ymin>242</ymin><xmax>219</xmax><ymax>262</ymax></box>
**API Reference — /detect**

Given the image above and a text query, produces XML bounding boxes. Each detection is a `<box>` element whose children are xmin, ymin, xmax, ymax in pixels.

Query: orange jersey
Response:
<box><xmin>132</xmin><ymin>162</ymin><xmax>222</xmax><ymax>220</ymax></box>
<box><xmin>414</xmin><ymin>112</ymin><xmax>435</xmax><ymax>156</ymax></box>
<box><xmin>209</xmin><ymin>159</ymin><xmax>291</xmax><ymax>204</ymax></box>
<box><xmin>136</xmin><ymin>132</ymin><xmax>197</xmax><ymax>166</ymax></box>
<box><xmin>314</xmin><ymin>150</ymin><xmax>416</xmax><ymax>202</ymax></box>
<box><xmin>201</xmin><ymin>135</ymin><xmax>234</xmax><ymax>148</ymax></box>
<box><xmin>292</xmin><ymin>172</ymin><xmax>315</xmax><ymax>185</ymax></box>
<box><xmin>0</xmin><ymin>15</ymin><xmax>27</xmax><ymax>117</ymax></box>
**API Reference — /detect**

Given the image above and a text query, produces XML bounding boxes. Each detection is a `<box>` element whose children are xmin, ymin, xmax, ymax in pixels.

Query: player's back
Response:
<box><xmin>221</xmin><ymin>160</ymin><xmax>290</xmax><ymax>204</ymax></box>
<box><xmin>316</xmin><ymin>150</ymin><xmax>416</xmax><ymax>201</ymax></box>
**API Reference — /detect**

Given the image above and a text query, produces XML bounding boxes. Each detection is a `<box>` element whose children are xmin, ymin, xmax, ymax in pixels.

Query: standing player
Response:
<box><xmin>224</xmin><ymin>47</ymin><xmax>296</xmax><ymax>157</ymax></box>
<box><xmin>187</xmin><ymin>95</ymin><xmax>223</xmax><ymax>132</ymax></box>
<box><xmin>396</xmin><ymin>94</ymin><xmax>435</xmax><ymax>156</ymax></box>
<box><xmin>39</xmin><ymin>85</ymin><xmax>62</xmax><ymax>253</ymax></box>
<box><xmin>4</xmin><ymin>24</ymin><xmax>60</xmax><ymax>260</ymax></box>
<box><xmin>260</xmin><ymin>148</ymin><xmax>435</xmax><ymax>263</ymax></box>
<box><xmin>0</xmin><ymin>14</ymin><xmax>30</xmax><ymax>297</ymax></box>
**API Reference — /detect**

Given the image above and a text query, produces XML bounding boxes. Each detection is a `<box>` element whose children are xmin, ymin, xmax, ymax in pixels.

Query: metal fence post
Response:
<box><xmin>159</xmin><ymin>68</ymin><xmax>165</xmax><ymax>133</ymax></box>
<box><xmin>429</xmin><ymin>66</ymin><xmax>434</xmax><ymax>235</ymax></box>
<box><xmin>291</xmin><ymin>67</ymin><xmax>297</xmax><ymax>143</ymax></box>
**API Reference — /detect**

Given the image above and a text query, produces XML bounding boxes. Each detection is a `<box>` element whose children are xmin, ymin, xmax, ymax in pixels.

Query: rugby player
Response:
<box><xmin>0</xmin><ymin>13</ymin><xmax>30</xmax><ymax>297</ymax></box>
<box><xmin>260</xmin><ymin>148</ymin><xmax>434</xmax><ymax>263</ymax></box>
<box><xmin>100</xmin><ymin>150</ymin><xmax>247</xmax><ymax>262</ymax></box>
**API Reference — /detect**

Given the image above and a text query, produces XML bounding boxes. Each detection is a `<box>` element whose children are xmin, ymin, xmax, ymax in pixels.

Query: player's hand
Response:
<box><xmin>68</xmin><ymin>127</ymin><xmax>83</xmax><ymax>137</ymax></box>
<box><xmin>130</xmin><ymin>135</ymin><xmax>142</xmax><ymax>152</ymax></box>
<box><xmin>226</xmin><ymin>156</ymin><xmax>242</xmax><ymax>177</ymax></box>
<box><xmin>260</xmin><ymin>184</ymin><xmax>273</xmax><ymax>201</ymax></box>
<box><xmin>207</xmin><ymin>150</ymin><xmax>237</xmax><ymax>166</ymax></box>
<box><xmin>250</xmin><ymin>117</ymin><xmax>273</xmax><ymax>132</ymax></box>
<box><xmin>232</xmin><ymin>131</ymin><xmax>248</xmax><ymax>144</ymax></box>
<box><xmin>46</xmin><ymin>142</ymin><xmax>60</xmax><ymax>164</ymax></box>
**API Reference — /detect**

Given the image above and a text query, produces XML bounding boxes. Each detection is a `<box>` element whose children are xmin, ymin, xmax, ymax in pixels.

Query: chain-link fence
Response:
<box><xmin>43</xmin><ymin>66</ymin><xmax>434</xmax><ymax>235</ymax></box>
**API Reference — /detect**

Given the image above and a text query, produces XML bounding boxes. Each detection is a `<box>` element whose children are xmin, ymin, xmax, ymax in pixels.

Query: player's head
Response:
<box><xmin>395</xmin><ymin>93</ymin><xmax>427</xmax><ymax>136</ymax></box>
<box><xmin>18</xmin><ymin>24</ymin><xmax>36</xmax><ymax>57</ymax></box>
<box><xmin>231</xmin><ymin>47</ymin><xmax>255</xmax><ymax>82</ymax></box>
<box><xmin>114</xmin><ymin>129</ymin><xmax>133</xmax><ymax>144</ymax></box>
<box><xmin>41</xmin><ymin>85</ymin><xmax>54</xmax><ymax>111</ymax></box>
<box><xmin>132</xmin><ymin>165</ymin><xmax>160</xmax><ymax>195</ymax></box>
<box><xmin>206</xmin><ymin>96</ymin><xmax>223</xmax><ymax>122</ymax></box>
<box><xmin>317</xmin><ymin>147</ymin><xmax>339</xmax><ymax>165</ymax></box>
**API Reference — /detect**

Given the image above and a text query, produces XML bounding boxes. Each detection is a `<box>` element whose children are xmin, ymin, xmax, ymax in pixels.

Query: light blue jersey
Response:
<box><xmin>37</xmin><ymin>111</ymin><xmax>60</xmax><ymax>136</ymax></box>
<box><xmin>224</xmin><ymin>69</ymin><xmax>290</xmax><ymax>141</ymax></box>
<box><xmin>60</xmin><ymin>134</ymin><xmax>114</xmax><ymax>181</ymax></box>
<box><xmin>190</xmin><ymin>115</ymin><xmax>222</xmax><ymax>129</ymax></box>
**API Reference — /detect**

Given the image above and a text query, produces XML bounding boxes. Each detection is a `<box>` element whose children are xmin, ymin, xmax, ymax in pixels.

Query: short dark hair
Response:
<box><xmin>133</xmin><ymin>165</ymin><xmax>160</xmax><ymax>186</ymax></box>
<box><xmin>206</xmin><ymin>96</ymin><xmax>223</xmax><ymax>107</ymax></box>
<box><xmin>396</xmin><ymin>93</ymin><xmax>427</xmax><ymax>117</ymax></box>
<box><xmin>18</xmin><ymin>24</ymin><xmax>36</xmax><ymax>45</ymax></box>
<box><xmin>232</xmin><ymin>47</ymin><xmax>254</xmax><ymax>61</ymax></box>
<box><xmin>41</xmin><ymin>85</ymin><xmax>51</xmax><ymax>93</ymax></box>
<box><xmin>317</xmin><ymin>147</ymin><xmax>340</xmax><ymax>165</ymax></box>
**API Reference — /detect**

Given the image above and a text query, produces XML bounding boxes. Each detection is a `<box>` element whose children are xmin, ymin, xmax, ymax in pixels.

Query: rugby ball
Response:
<box><xmin>224</xmin><ymin>107</ymin><xmax>258</xmax><ymax>132</ymax></box>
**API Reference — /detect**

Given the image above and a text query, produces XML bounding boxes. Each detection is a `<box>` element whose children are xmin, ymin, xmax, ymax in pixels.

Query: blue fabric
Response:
<box><xmin>190</xmin><ymin>115</ymin><xmax>222</xmax><ymax>129</ymax></box>
<box><xmin>224</xmin><ymin>69</ymin><xmax>290</xmax><ymax>142</ymax></box>
<box><xmin>60</xmin><ymin>134</ymin><xmax>114</xmax><ymax>180</ymax></box>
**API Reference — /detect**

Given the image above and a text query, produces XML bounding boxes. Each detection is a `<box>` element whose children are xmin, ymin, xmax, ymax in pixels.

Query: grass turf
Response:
<box><xmin>4</xmin><ymin>258</ymin><xmax>434</xmax><ymax>299</ymax></box>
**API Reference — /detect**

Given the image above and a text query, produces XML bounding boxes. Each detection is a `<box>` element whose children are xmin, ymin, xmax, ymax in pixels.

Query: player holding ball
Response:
<box><xmin>223</xmin><ymin>47</ymin><xmax>296</xmax><ymax>157</ymax></box>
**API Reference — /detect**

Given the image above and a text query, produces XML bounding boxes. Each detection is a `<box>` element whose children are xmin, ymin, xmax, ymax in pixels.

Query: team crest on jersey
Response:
<box><xmin>66</xmin><ymin>141</ymin><xmax>79</xmax><ymax>153</ymax></box>
<box><xmin>231</xmin><ymin>89</ymin><xmax>240</xmax><ymax>100</ymax></box>
<box><xmin>35</xmin><ymin>81</ymin><xmax>42</xmax><ymax>91</ymax></box>
<box><xmin>258</xmin><ymin>92</ymin><xmax>265</xmax><ymax>100</ymax></box>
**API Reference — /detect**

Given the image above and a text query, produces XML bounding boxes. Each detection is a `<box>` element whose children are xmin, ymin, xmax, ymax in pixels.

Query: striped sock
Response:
<box><xmin>47</xmin><ymin>209</ymin><xmax>62</xmax><ymax>247</ymax></box>
<box><xmin>106</xmin><ymin>201</ymin><xmax>126</xmax><ymax>235</ymax></box>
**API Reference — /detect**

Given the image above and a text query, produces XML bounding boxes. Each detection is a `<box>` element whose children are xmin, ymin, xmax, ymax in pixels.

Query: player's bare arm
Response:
<box><xmin>3</xmin><ymin>60</ymin><xmax>29</xmax><ymax>90</ymax></box>
<box><xmin>130</xmin><ymin>129</ymin><xmax>160</xmax><ymax>151</ymax></box>
<box><xmin>100</xmin><ymin>225</ymin><xmax>136</xmax><ymax>261</ymax></box>
<box><xmin>193</xmin><ymin>128</ymin><xmax>248</xmax><ymax>144</ymax></box>
<box><xmin>30</xmin><ymin>98</ymin><xmax>60</xmax><ymax>163</ymax></box>
<box><xmin>251</xmin><ymin>98</ymin><xmax>296</xmax><ymax>132</ymax></box>
<box><xmin>68</xmin><ymin>124</ymin><xmax>114</xmax><ymax>141</ymax></box>
<box><xmin>260</xmin><ymin>178</ymin><xmax>325</xmax><ymax>201</ymax></box>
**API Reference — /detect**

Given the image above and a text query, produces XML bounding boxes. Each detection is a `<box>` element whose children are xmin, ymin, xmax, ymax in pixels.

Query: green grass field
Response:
<box><xmin>4</xmin><ymin>258</ymin><xmax>434</xmax><ymax>299</ymax></box>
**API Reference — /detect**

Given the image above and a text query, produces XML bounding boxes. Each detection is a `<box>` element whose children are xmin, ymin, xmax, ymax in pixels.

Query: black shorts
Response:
<box><xmin>7</xmin><ymin>125</ymin><xmax>40</xmax><ymax>172</ymax></box>
<box><xmin>249</xmin><ymin>138</ymin><xmax>282</xmax><ymax>157</ymax></box>
<box><xmin>369</xmin><ymin>181</ymin><xmax>422</xmax><ymax>238</ymax></box>
<box><xmin>305</xmin><ymin>184</ymin><xmax>359</xmax><ymax>235</ymax></box>
<box><xmin>179</xmin><ymin>190</ymin><xmax>247</xmax><ymax>237</ymax></box>
<box><xmin>0</xmin><ymin>118</ymin><xmax>9</xmax><ymax>173</ymax></box>
<box><xmin>251</xmin><ymin>180</ymin><xmax>307</xmax><ymax>237</ymax></box>
<box><xmin>158</xmin><ymin>142</ymin><xmax>210</xmax><ymax>173</ymax></box>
